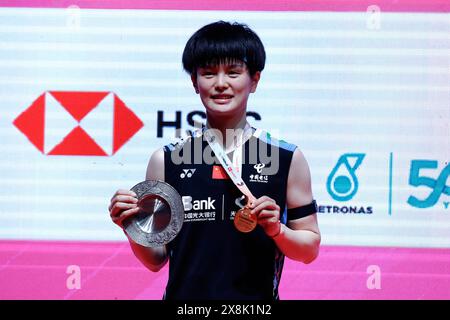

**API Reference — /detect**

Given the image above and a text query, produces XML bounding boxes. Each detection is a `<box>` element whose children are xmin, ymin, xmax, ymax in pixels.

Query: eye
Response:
<box><xmin>228</xmin><ymin>70</ymin><xmax>241</xmax><ymax>78</ymax></box>
<box><xmin>201</xmin><ymin>71</ymin><xmax>215</xmax><ymax>78</ymax></box>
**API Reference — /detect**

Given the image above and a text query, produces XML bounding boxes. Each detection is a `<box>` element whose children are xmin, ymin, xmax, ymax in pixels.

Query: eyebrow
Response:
<box><xmin>228</xmin><ymin>64</ymin><xmax>245</xmax><ymax>68</ymax></box>
<box><xmin>200</xmin><ymin>62</ymin><xmax>246</xmax><ymax>69</ymax></box>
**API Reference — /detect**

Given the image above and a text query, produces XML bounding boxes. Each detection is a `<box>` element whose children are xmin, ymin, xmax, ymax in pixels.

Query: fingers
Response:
<box><xmin>110</xmin><ymin>189</ymin><xmax>137</xmax><ymax>202</ymax></box>
<box><xmin>111</xmin><ymin>207</ymin><xmax>140</xmax><ymax>228</ymax></box>
<box><xmin>257</xmin><ymin>210</ymin><xmax>279</xmax><ymax>227</ymax></box>
<box><xmin>109</xmin><ymin>189</ymin><xmax>139</xmax><ymax>228</ymax></box>
<box><xmin>110</xmin><ymin>201</ymin><xmax>138</xmax><ymax>218</ymax></box>
<box><xmin>110</xmin><ymin>195</ymin><xmax>138</xmax><ymax>210</ymax></box>
<box><xmin>109</xmin><ymin>190</ymin><xmax>137</xmax><ymax>210</ymax></box>
<box><xmin>249</xmin><ymin>195</ymin><xmax>273</xmax><ymax>208</ymax></box>
<box><xmin>109</xmin><ymin>197</ymin><xmax>137</xmax><ymax>216</ymax></box>
<box><xmin>257</xmin><ymin>210</ymin><xmax>279</xmax><ymax>221</ymax></box>
<box><xmin>249</xmin><ymin>196</ymin><xmax>281</xmax><ymax>237</ymax></box>
<box><xmin>250</xmin><ymin>199</ymin><xmax>279</xmax><ymax>217</ymax></box>
<box><xmin>256</xmin><ymin>207</ymin><xmax>281</xmax><ymax>238</ymax></box>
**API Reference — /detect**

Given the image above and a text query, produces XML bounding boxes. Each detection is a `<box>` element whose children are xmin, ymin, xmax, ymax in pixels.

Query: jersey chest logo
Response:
<box><xmin>249</xmin><ymin>163</ymin><xmax>269</xmax><ymax>183</ymax></box>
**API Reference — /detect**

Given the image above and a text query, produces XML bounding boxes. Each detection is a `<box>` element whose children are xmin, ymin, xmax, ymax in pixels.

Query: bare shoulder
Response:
<box><xmin>286</xmin><ymin>147</ymin><xmax>313</xmax><ymax>208</ymax></box>
<box><xmin>145</xmin><ymin>148</ymin><xmax>165</xmax><ymax>181</ymax></box>
<box><xmin>286</xmin><ymin>148</ymin><xmax>319</xmax><ymax>233</ymax></box>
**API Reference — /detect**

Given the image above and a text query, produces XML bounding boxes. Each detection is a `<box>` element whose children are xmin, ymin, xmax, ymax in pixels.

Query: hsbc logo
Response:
<box><xmin>13</xmin><ymin>91</ymin><xmax>143</xmax><ymax>156</ymax></box>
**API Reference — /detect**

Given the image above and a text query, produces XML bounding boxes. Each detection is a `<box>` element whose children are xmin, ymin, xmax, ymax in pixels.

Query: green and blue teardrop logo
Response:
<box><xmin>327</xmin><ymin>153</ymin><xmax>366</xmax><ymax>201</ymax></box>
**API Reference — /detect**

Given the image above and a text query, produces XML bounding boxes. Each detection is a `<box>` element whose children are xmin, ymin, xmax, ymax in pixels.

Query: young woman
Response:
<box><xmin>109</xmin><ymin>21</ymin><xmax>320</xmax><ymax>300</ymax></box>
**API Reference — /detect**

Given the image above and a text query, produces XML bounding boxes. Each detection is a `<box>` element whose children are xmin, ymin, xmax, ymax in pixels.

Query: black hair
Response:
<box><xmin>182</xmin><ymin>21</ymin><xmax>266</xmax><ymax>76</ymax></box>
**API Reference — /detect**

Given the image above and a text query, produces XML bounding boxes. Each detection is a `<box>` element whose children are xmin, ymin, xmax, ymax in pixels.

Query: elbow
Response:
<box><xmin>128</xmin><ymin>240</ymin><xmax>168</xmax><ymax>272</ymax></box>
<box><xmin>146</xmin><ymin>260</ymin><xmax>167</xmax><ymax>272</ymax></box>
<box><xmin>147</xmin><ymin>256</ymin><xmax>168</xmax><ymax>272</ymax></box>
<box><xmin>303</xmin><ymin>249</ymin><xmax>319</xmax><ymax>264</ymax></box>
<box><xmin>148</xmin><ymin>265</ymin><xmax>163</xmax><ymax>272</ymax></box>
<box><xmin>303</xmin><ymin>234</ymin><xmax>321</xmax><ymax>264</ymax></box>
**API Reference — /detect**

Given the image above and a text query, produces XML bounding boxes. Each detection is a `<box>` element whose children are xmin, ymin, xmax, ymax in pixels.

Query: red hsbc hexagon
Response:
<box><xmin>13</xmin><ymin>91</ymin><xmax>144</xmax><ymax>156</ymax></box>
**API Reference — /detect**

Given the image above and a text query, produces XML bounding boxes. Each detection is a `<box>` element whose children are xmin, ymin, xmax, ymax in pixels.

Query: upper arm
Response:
<box><xmin>145</xmin><ymin>148</ymin><xmax>165</xmax><ymax>181</ymax></box>
<box><xmin>286</xmin><ymin>148</ymin><xmax>320</xmax><ymax>234</ymax></box>
<box><xmin>143</xmin><ymin>149</ymin><xmax>169</xmax><ymax>264</ymax></box>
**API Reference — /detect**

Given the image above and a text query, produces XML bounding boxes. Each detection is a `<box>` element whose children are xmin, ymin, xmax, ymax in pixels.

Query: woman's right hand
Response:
<box><xmin>109</xmin><ymin>189</ymin><xmax>140</xmax><ymax>228</ymax></box>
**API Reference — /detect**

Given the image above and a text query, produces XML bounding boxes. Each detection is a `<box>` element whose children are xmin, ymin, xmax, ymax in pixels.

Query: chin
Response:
<box><xmin>206</xmin><ymin>104</ymin><xmax>237</xmax><ymax>115</ymax></box>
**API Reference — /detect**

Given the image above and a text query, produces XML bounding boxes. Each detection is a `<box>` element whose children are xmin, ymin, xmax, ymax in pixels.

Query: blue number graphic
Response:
<box><xmin>407</xmin><ymin>160</ymin><xmax>450</xmax><ymax>208</ymax></box>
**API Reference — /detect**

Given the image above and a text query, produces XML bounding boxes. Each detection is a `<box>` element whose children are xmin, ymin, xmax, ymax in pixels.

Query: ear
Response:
<box><xmin>250</xmin><ymin>71</ymin><xmax>261</xmax><ymax>93</ymax></box>
<box><xmin>191</xmin><ymin>74</ymin><xmax>199</xmax><ymax>94</ymax></box>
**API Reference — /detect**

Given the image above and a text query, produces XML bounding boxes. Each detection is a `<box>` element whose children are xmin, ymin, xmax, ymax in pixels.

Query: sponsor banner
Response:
<box><xmin>316</xmin><ymin>152</ymin><xmax>449</xmax><ymax>247</ymax></box>
<box><xmin>0</xmin><ymin>6</ymin><xmax>448</xmax><ymax>248</ymax></box>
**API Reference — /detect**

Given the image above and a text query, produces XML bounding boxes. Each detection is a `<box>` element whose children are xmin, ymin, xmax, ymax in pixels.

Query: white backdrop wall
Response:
<box><xmin>0</xmin><ymin>8</ymin><xmax>449</xmax><ymax>247</ymax></box>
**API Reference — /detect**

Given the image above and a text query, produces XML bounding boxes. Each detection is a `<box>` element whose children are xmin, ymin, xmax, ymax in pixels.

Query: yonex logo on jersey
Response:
<box><xmin>180</xmin><ymin>169</ymin><xmax>196</xmax><ymax>179</ymax></box>
<box><xmin>182</xmin><ymin>196</ymin><xmax>216</xmax><ymax>211</ymax></box>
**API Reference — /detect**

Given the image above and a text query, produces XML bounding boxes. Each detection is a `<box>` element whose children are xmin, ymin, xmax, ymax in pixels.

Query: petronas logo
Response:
<box><xmin>327</xmin><ymin>153</ymin><xmax>366</xmax><ymax>201</ymax></box>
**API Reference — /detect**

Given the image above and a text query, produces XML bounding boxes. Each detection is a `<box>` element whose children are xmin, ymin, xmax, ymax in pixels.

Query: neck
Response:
<box><xmin>206</xmin><ymin>112</ymin><xmax>249</xmax><ymax>153</ymax></box>
<box><xmin>206</xmin><ymin>111</ymin><xmax>247</xmax><ymax>133</ymax></box>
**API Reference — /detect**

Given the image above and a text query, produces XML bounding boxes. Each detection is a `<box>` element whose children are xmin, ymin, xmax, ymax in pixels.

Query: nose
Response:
<box><xmin>215</xmin><ymin>72</ymin><xmax>229</xmax><ymax>91</ymax></box>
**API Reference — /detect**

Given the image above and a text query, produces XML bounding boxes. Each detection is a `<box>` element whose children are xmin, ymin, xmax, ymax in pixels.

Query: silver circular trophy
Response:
<box><xmin>123</xmin><ymin>180</ymin><xmax>184</xmax><ymax>248</ymax></box>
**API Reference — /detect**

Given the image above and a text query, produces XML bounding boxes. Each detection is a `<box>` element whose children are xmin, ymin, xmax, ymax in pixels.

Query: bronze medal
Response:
<box><xmin>234</xmin><ymin>206</ymin><xmax>257</xmax><ymax>233</ymax></box>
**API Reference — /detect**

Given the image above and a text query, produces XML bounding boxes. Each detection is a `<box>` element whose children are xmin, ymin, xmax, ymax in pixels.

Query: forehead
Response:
<box><xmin>199</xmin><ymin>59</ymin><xmax>247</xmax><ymax>69</ymax></box>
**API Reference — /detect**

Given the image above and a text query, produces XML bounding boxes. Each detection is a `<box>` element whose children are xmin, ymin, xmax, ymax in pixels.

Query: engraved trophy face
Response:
<box><xmin>135</xmin><ymin>194</ymin><xmax>171</xmax><ymax>233</ymax></box>
<box><xmin>123</xmin><ymin>180</ymin><xmax>184</xmax><ymax>248</ymax></box>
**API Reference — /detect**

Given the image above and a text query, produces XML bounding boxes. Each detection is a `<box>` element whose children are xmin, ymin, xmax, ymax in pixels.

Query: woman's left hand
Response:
<box><xmin>250</xmin><ymin>196</ymin><xmax>281</xmax><ymax>238</ymax></box>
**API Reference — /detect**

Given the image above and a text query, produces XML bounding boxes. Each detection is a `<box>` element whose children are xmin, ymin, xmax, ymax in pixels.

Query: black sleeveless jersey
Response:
<box><xmin>162</xmin><ymin>127</ymin><xmax>297</xmax><ymax>300</ymax></box>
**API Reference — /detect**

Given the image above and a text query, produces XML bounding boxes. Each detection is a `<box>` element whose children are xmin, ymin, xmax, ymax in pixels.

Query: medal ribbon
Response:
<box><xmin>203</xmin><ymin>124</ymin><xmax>256</xmax><ymax>205</ymax></box>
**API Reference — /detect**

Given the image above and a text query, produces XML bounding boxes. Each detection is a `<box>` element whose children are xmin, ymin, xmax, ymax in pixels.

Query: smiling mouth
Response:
<box><xmin>211</xmin><ymin>95</ymin><xmax>233</xmax><ymax>100</ymax></box>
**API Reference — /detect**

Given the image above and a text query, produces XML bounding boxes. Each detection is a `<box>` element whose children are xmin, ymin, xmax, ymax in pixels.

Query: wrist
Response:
<box><xmin>269</xmin><ymin>222</ymin><xmax>283</xmax><ymax>239</ymax></box>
